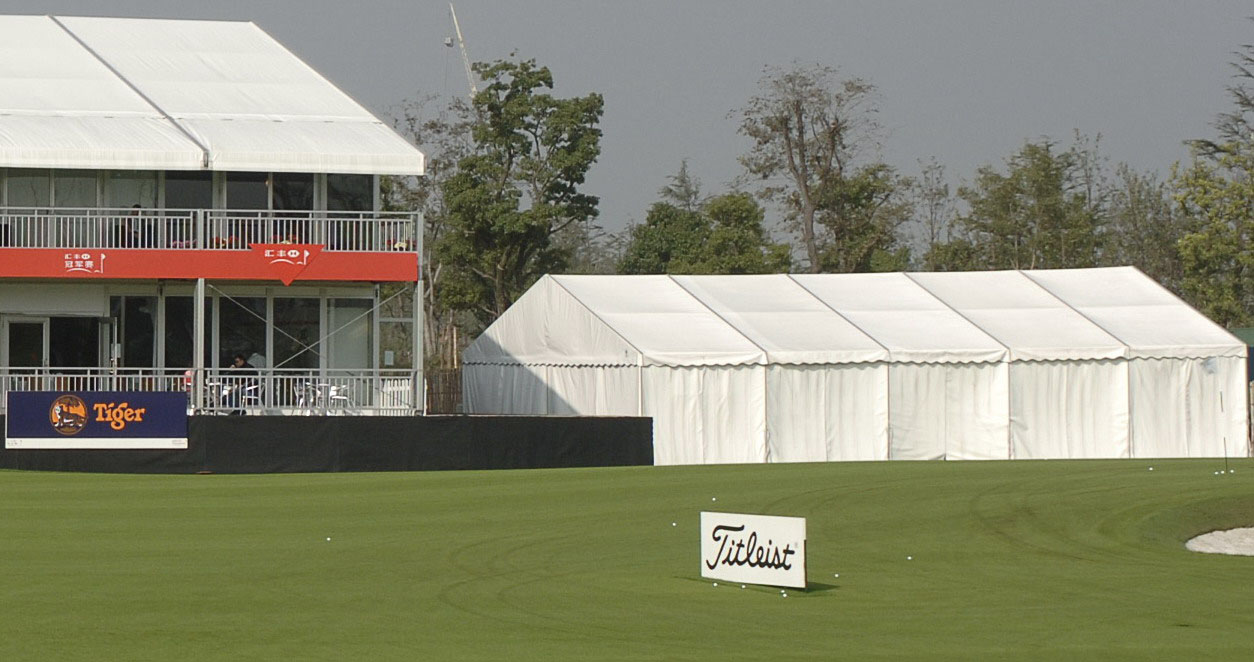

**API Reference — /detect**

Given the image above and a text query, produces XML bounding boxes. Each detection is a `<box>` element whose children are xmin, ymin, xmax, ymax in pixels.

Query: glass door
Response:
<box><xmin>3</xmin><ymin>317</ymin><xmax>49</xmax><ymax>391</ymax></box>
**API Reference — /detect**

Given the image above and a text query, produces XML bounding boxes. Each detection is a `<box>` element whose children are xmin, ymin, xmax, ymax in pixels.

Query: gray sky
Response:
<box><xmin>2</xmin><ymin>0</ymin><xmax>1251</xmax><ymax>232</ymax></box>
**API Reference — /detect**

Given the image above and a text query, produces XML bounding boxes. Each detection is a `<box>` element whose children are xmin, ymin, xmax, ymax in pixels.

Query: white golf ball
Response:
<box><xmin>1148</xmin><ymin>467</ymin><xmax>1154</xmax><ymax>471</ymax></box>
<box><xmin>712</xmin><ymin>582</ymin><xmax>718</xmax><ymax>587</ymax></box>
<box><xmin>834</xmin><ymin>573</ymin><xmax>840</xmax><ymax>578</ymax></box>
<box><xmin>740</xmin><ymin>585</ymin><xmax>746</xmax><ymax>589</ymax></box>
<box><xmin>907</xmin><ymin>556</ymin><xmax>913</xmax><ymax>560</ymax></box>
<box><xmin>671</xmin><ymin>522</ymin><xmax>677</xmax><ymax>527</ymax></box>
<box><xmin>712</xmin><ymin>497</ymin><xmax>717</xmax><ymax>502</ymax></box>
<box><xmin>781</xmin><ymin>593</ymin><xmax>788</xmax><ymax>598</ymax></box>
<box><xmin>326</xmin><ymin>537</ymin><xmax>331</xmax><ymax>541</ymax></box>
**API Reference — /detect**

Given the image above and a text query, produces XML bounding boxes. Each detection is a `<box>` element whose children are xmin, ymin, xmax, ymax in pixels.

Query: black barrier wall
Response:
<box><xmin>0</xmin><ymin>415</ymin><xmax>654</xmax><ymax>474</ymax></box>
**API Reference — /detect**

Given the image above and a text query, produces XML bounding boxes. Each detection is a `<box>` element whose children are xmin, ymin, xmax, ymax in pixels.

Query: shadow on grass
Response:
<box><xmin>676</xmin><ymin>575</ymin><xmax>838</xmax><ymax>595</ymax></box>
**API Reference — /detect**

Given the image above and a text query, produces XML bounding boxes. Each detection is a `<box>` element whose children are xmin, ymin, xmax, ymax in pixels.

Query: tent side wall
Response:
<box><xmin>765</xmin><ymin>363</ymin><xmax>889</xmax><ymax>462</ymax></box>
<box><xmin>1129</xmin><ymin>356</ymin><xmax>1249</xmax><ymax>458</ymax></box>
<box><xmin>888</xmin><ymin>362</ymin><xmax>1009</xmax><ymax>460</ymax></box>
<box><xmin>1009</xmin><ymin>360</ymin><xmax>1130</xmax><ymax>459</ymax></box>
<box><xmin>643</xmin><ymin>365</ymin><xmax>766</xmax><ymax>466</ymax></box>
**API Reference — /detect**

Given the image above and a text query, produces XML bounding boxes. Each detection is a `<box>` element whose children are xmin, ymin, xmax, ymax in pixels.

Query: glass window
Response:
<box><xmin>273</xmin><ymin>297</ymin><xmax>320</xmax><ymax>370</ymax></box>
<box><xmin>7</xmin><ymin>169</ymin><xmax>51</xmax><ymax>207</ymax></box>
<box><xmin>273</xmin><ymin>173</ymin><xmax>314</xmax><ymax>211</ymax></box>
<box><xmin>329</xmin><ymin>299</ymin><xmax>372</xmax><ymax>369</ymax></box>
<box><xmin>378</xmin><ymin>321</ymin><xmax>412</xmax><ymax>369</ymax></box>
<box><xmin>227</xmin><ymin>172</ymin><xmax>269</xmax><ymax>210</ymax></box>
<box><xmin>49</xmin><ymin>317</ymin><xmax>99</xmax><ymax>367</ymax></box>
<box><xmin>54</xmin><ymin>170</ymin><xmax>98</xmax><ymax>207</ymax></box>
<box><xmin>165</xmin><ymin>171</ymin><xmax>213</xmax><ymax>209</ymax></box>
<box><xmin>327</xmin><ymin>174</ymin><xmax>372</xmax><ymax>211</ymax></box>
<box><xmin>105</xmin><ymin>171</ymin><xmax>157</xmax><ymax>209</ymax></box>
<box><xmin>164</xmin><ymin>296</ymin><xmax>214</xmax><ymax>368</ymax></box>
<box><xmin>217</xmin><ymin>296</ymin><xmax>266</xmax><ymax>369</ymax></box>
<box><xmin>110</xmin><ymin>296</ymin><xmax>156</xmax><ymax>368</ymax></box>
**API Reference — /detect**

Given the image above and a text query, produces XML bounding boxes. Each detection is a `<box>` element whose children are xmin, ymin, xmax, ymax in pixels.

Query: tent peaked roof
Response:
<box><xmin>0</xmin><ymin>15</ymin><xmax>424</xmax><ymax>175</ymax></box>
<box><xmin>464</xmin><ymin>268</ymin><xmax>1243</xmax><ymax>368</ymax></box>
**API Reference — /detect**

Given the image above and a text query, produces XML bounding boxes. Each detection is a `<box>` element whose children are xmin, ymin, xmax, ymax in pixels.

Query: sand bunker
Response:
<box><xmin>1186</xmin><ymin>528</ymin><xmax>1254</xmax><ymax>556</ymax></box>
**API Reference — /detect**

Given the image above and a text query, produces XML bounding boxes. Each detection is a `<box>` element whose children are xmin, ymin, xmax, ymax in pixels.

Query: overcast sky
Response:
<box><xmin>3</xmin><ymin>0</ymin><xmax>1251</xmax><ymax>232</ymax></box>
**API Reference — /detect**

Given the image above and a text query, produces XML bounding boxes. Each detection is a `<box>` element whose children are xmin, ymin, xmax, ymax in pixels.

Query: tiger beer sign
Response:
<box><xmin>5</xmin><ymin>391</ymin><xmax>188</xmax><ymax>449</ymax></box>
<box><xmin>700</xmin><ymin>512</ymin><xmax>807</xmax><ymax>589</ymax></box>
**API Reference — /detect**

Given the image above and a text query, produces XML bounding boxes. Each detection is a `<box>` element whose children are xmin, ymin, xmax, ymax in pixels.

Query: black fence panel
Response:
<box><xmin>0</xmin><ymin>414</ymin><xmax>653</xmax><ymax>474</ymax></box>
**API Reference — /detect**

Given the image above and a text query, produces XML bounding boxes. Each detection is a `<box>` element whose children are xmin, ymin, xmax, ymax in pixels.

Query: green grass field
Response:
<box><xmin>2</xmin><ymin>458</ymin><xmax>1254</xmax><ymax>660</ymax></box>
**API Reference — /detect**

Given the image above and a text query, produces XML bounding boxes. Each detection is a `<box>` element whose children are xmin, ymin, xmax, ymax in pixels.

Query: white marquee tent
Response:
<box><xmin>463</xmin><ymin>268</ymin><xmax>1250</xmax><ymax>465</ymax></box>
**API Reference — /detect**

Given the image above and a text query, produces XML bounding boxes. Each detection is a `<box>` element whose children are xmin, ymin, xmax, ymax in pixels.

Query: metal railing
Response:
<box><xmin>0</xmin><ymin>367</ymin><xmax>421</xmax><ymax>416</ymax></box>
<box><xmin>0</xmin><ymin>207</ymin><xmax>418</xmax><ymax>252</ymax></box>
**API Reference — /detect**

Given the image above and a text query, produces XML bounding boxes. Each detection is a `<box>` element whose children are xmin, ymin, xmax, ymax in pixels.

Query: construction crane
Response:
<box><xmin>448</xmin><ymin>4</ymin><xmax>477</xmax><ymax>98</ymax></box>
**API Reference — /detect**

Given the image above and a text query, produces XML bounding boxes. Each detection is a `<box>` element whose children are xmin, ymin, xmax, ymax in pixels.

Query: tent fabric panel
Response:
<box><xmin>181</xmin><ymin>118</ymin><xmax>426</xmax><ymax>175</ymax></box>
<box><xmin>765</xmin><ymin>363</ymin><xmax>889</xmax><ymax>462</ymax></box>
<box><xmin>0</xmin><ymin>115</ymin><xmax>206</xmax><ymax>170</ymax></box>
<box><xmin>792</xmin><ymin>273</ymin><xmax>1008</xmax><ymax>363</ymax></box>
<box><xmin>943</xmin><ymin>362</ymin><xmax>1010</xmax><ymax>460</ymax></box>
<box><xmin>887</xmin><ymin>364</ymin><xmax>948</xmax><ymax>460</ymax></box>
<box><xmin>1024</xmin><ymin>267</ymin><xmax>1244</xmax><ymax>359</ymax></box>
<box><xmin>462</xmin><ymin>364</ymin><xmax>549</xmax><ymax>415</ymax></box>
<box><xmin>0</xmin><ymin>16</ymin><xmax>159</xmax><ymax>114</ymax></box>
<box><xmin>545</xmin><ymin>366</ymin><xmax>640</xmax><ymax>416</ymax></box>
<box><xmin>888</xmin><ymin>363</ymin><xmax>1008</xmax><ymax>460</ymax></box>
<box><xmin>672</xmin><ymin>275</ymin><xmax>888</xmax><ymax>364</ymax></box>
<box><xmin>464</xmin><ymin>276</ymin><xmax>640</xmax><ymax>367</ymax></box>
<box><xmin>554</xmin><ymin>275</ymin><xmax>766</xmax><ymax>366</ymax></box>
<box><xmin>643</xmin><ymin>365</ymin><xmax>765</xmax><ymax>465</ymax></box>
<box><xmin>8</xmin><ymin>16</ymin><xmax>425</xmax><ymax>175</ymax></box>
<box><xmin>0</xmin><ymin>16</ymin><xmax>206</xmax><ymax>170</ymax></box>
<box><xmin>58</xmin><ymin>18</ymin><xmax>371</xmax><ymax>119</ymax></box>
<box><xmin>1129</xmin><ymin>357</ymin><xmax>1248</xmax><ymax>458</ymax></box>
<box><xmin>910</xmin><ymin>270</ymin><xmax>1127</xmax><ymax>361</ymax></box>
<box><xmin>1009</xmin><ymin>361</ymin><xmax>1129</xmax><ymax>459</ymax></box>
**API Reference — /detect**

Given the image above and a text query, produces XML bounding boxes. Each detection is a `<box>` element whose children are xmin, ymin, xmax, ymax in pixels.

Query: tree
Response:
<box><xmin>1192</xmin><ymin>21</ymin><xmax>1254</xmax><ymax>160</ymax></box>
<box><xmin>702</xmin><ymin>193</ymin><xmax>792</xmax><ymax>274</ymax></box>
<box><xmin>619</xmin><ymin>192</ymin><xmax>789</xmax><ymax>275</ymax></box>
<box><xmin>658</xmin><ymin>159</ymin><xmax>706</xmax><ymax>212</ymax></box>
<box><xmin>1100</xmin><ymin>164</ymin><xmax>1186</xmax><ymax>293</ymax></box>
<box><xmin>735</xmin><ymin>63</ymin><xmax>908</xmax><ymax>273</ymax></box>
<box><xmin>926</xmin><ymin>139</ymin><xmax>1102</xmax><ymax>270</ymax></box>
<box><xmin>435</xmin><ymin>58</ymin><xmax>603</xmax><ymax>330</ymax></box>
<box><xmin>1173</xmin><ymin>148</ymin><xmax>1254</xmax><ymax>326</ymax></box>
<box><xmin>384</xmin><ymin>95</ymin><xmax>477</xmax><ymax>372</ymax></box>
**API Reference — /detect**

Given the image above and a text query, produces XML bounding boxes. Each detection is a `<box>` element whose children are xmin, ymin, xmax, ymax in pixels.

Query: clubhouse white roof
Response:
<box><xmin>465</xmin><ymin>267</ymin><xmax>1244</xmax><ymax>367</ymax></box>
<box><xmin>0</xmin><ymin>15</ymin><xmax>424</xmax><ymax>174</ymax></box>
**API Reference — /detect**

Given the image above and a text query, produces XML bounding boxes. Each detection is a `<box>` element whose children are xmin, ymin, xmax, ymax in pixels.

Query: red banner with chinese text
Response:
<box><xmin>0</xmin><ymin>246</ymin><xmax>417</xmax><ymax>283</ymax></box>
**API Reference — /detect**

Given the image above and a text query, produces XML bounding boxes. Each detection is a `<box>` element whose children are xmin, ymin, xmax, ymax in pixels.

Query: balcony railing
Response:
<box><xmin>0</xmin><ymin>367</ymin><xmax>421</xmax><ymax>416</ymax></box>
<box><xmin>0</xmin><ymin>207</ymin><xmax>419</xmax><ymax>252</ymax></box>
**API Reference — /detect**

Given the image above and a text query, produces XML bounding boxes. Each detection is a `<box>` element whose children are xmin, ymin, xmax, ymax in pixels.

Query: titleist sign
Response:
<box><xmin>700</xmin><ymin>511</ymin><xmax>807</xmax><ymax>589</ymax></box>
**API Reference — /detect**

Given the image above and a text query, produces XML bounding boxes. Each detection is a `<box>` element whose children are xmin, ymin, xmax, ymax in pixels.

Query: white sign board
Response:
<box><xmin>700</xmin><ymin>511</ymin><xmax>807</xmax><ymax>589</ymax></box>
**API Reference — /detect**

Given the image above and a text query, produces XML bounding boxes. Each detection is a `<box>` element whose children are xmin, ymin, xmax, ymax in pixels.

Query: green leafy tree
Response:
<box><xmin>927</xmin><ymin>139</ymin><xmax>1102</xmax><ymax>270</ymax></box>
<box><xmin>435</xmin><ymin>58</ymin><xmax>603</xmax><ymax>329</ymax></box>
<box><xmin>736</xmin><ymin>63</ymin><xmax>908</xmax><ymax>273</ymax></box>
<box><xmin>702</xmin><ymin>193</ymin><xmax>792</xmax><ymax>274</ymax></box>
<box><xmin>619</xmin><ymin>191</ymin><xmax>789</xmax><ymax>275</ymax></box>
<box><xmin>1100</xmin><ymin>164</ymin><xmax>1186</xmax><ymax>294</ymax></box>
<box><xmin>1173</xmin><ymin>148</ymin><xmax>1254</xmax><ymax>326</ymax></box>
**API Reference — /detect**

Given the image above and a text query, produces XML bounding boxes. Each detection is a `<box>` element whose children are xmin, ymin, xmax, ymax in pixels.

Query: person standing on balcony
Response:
<box><xmin>225</xmin><ymin>352</ymin><xmax>258</xmax><ymax>415</ymax></box>
<box><xmin>115</xmin><ymin>205</ymin><xmax>141</xmax><ymax>248</ymax></box>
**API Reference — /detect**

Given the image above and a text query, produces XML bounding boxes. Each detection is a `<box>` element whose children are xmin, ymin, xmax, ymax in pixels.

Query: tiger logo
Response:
<box><xmin>49</xmin><ymin>394</ymin><xmax>88</xmax><ymax>436</ymax></box>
